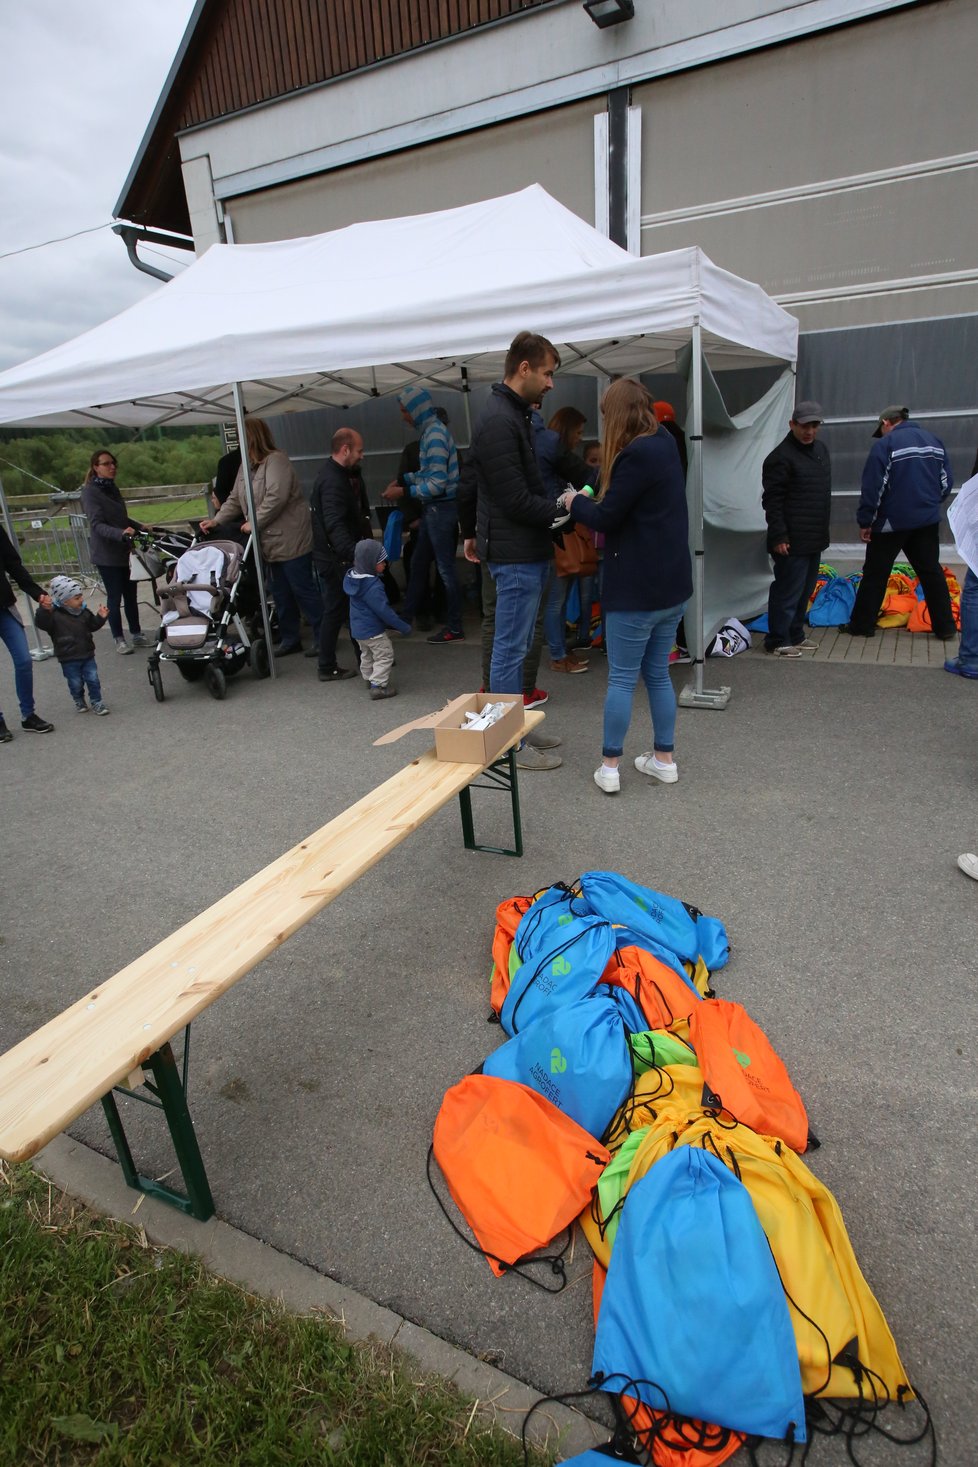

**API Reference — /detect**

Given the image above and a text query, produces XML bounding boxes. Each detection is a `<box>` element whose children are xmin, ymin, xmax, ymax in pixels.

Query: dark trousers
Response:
<box><xmin>315</xmin><ymin>561</ymin><xmax>359</xmax><ymax>672</ymax></box>
<box><xmin>269</xmin><ymin>552</ymin><xmax>323</xmax><ymax>650</ymax></box>
<box><xmin>848</xmin><ymin>523</ymin><xmax>956</xmax><ymax>636</ymax></box>
<box><xmin>97</xmin><ymin>563</ymin><xmax>141</xmax><ymax>640</ymax></box>
<box><xmin>764</xmin><ymin>551</ymin><xmax>821</xmax><ymax>650</ymax></box>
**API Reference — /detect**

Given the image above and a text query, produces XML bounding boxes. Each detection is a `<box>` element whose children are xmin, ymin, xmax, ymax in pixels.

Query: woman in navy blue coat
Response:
<box><xmin>561</xmin><ymin>379</ymin><xmax>692</xmax><ymax>795</ymax></box>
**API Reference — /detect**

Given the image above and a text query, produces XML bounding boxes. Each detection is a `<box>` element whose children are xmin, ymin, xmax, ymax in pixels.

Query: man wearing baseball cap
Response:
<box><xmin>845</xmin><ymin>405</ymin><xmax>956</xmax><ymax>639</ymax></box>
<box><xmin>760</xmin><ymin>401</ymin><xmax>832</xmax><ymax>657</ymax></box>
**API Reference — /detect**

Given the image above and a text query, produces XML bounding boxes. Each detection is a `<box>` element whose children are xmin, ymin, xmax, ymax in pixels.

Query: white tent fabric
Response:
<box><xmin>0</xmin><ymin>185</ymin><xmax>797</xmax><ymax>430</ymax></box>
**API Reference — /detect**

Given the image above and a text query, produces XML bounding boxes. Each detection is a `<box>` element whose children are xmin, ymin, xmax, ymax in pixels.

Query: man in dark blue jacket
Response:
<box><xmin>761</xmin><ymin>401</ymin><xmax>832</xmax><ymax>657</ymax></box>
<box><xmin>846</xmin><ymin>405</ymin><xmax>956</xmax><ymax>638</ymax></box>
<box><xmin>463</xmin><ymin>332</ymin><xmax>567</xmax><ymax>770</ymax></box>
<box><xmin>0</xmin><ymin>526</ymin><xmax>54</xmax><ymax>739</ymax></box>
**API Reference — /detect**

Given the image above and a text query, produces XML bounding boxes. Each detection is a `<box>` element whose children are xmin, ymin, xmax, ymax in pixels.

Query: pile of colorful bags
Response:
<box><xmin>430</xmin><ymin>871</ymin><xmax>932</xmax><ymax>1465</ymax></box>
<box><xmin>807</xmin><ymin>562</ymin><xmax>961</xmax><ymax>631</ymax></box>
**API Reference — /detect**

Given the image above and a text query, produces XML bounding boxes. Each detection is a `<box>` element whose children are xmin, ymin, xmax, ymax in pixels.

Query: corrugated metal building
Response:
<box><xmin>117</xmin><ymin>0</ymin><xmax>978</xmax><ymax>544</ymax></box>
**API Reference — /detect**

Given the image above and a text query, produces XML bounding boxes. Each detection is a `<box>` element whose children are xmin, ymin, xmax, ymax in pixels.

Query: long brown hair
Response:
<box><xmin>547</xmin><ymin>405</ymin><xmax>586</xmax><ymax>451</ymax></box>
<box><xmin>598</xmin><ymin>379</ymin><xmax>657</xmax><ymax>498</ymax></box>
<box><xmin>244</xmin><ymin>417</ymin><xmax>277</xmax><ymax>464</ymax></box>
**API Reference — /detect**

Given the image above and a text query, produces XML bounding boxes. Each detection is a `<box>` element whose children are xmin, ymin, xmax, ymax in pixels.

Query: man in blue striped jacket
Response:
<box><xmin>385</xmin><ymin>384</ymin><xmax>464</xmax><ymax>644</ymax></box>
<box><xmin>845</xmin><ymin>404</ymin><xmax>957</xmax><ymax>639</ymax></box>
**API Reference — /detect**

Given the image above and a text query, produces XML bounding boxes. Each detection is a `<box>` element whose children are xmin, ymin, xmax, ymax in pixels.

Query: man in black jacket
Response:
<box><xmin>462</xmin><ymin>332</ymin><xmax>565</xmax><ymax>718</ymax></box>
<box><xmin>309</xmin><ymin>428</ymin><xmax>373</xmax><ymax>681</ymax></box>
<box><xmin>761</xmin><ymin>401</ymin><xmax>832</xmax><ymax>657</ymax></box>
<box><xmin>0</xmin><ymin>526</ymin><xmax>54</xmax><ymax>738</ymax></box>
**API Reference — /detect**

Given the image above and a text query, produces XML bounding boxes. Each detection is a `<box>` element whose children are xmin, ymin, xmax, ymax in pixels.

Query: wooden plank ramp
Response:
<box><xmin>0</xmin><ymin>714</ymin><xmax>541</xmax><ymax>1165</ymax></box>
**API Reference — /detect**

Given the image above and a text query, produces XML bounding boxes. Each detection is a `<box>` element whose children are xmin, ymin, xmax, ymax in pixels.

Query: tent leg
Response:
<box><xmin>680</xmin><ymin>320</ymin><xmax>730</xmax><ymax>711</ymax></box>
<box><xmin>231</xmin><ymin>382</ymin><xmax>277</xmax><ymax>678</ymax></box>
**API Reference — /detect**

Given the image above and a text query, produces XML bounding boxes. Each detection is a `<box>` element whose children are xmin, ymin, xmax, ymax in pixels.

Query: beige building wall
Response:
<box><xmin>226</xmin><ymin>98</ymin><xmax>598</xmax><ymax>244</ymax></box>
<box><xmin>634</xmin><ymin>0</ymin><xmax>978</xmax><ymax>330</ymax></box>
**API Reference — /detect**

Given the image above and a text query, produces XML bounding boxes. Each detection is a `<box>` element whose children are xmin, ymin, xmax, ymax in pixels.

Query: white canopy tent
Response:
<box><xmin>0</xmin><ymin>185</ymin><xmax>798</xmax><ymax>694</ymax></box>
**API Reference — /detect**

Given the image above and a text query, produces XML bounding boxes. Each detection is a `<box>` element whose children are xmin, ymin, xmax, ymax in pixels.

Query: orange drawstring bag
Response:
<box><xmin>431</xmin><ymin>1074</ymin><xmax>609</xmax><ymax>1278</ymax></box>
<box><xmin>687</xmin><ymin>998</ymin><xmax>810</xmax><ymax>1152</ymax></box>
<box><xmin>489</xmin><ymin>893</ymin><xmax>535</xmax><ymax>1014</ymax></box>
<box><xmin>601</xmin><ymin>945</ymin><xmax>703</xmax><ymax>1031</ymax></box>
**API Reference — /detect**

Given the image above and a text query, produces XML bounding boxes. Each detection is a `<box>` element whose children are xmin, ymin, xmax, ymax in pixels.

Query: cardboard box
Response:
<box><xmin>373</xmin><ymin>692</ymin><xmax>524</xmax><ymax>765</ymax></box>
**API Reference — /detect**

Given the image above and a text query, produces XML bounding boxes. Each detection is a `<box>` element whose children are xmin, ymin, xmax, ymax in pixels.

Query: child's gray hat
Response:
<box><xmin>353</xmin><ymin>540</ymin><xmax>386</xmax><ymax>574</ymax></box>
<box><xmin>49</xmin><ymin>575</ymin><xmax>84</xmax><ymax>605</ymax></box>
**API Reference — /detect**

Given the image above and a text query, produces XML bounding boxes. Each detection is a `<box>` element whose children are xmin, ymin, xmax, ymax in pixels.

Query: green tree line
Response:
<box><xmin>0</xmin><ymin>428</ymin><xmax>223</xmax><ymax>499</ymax></box>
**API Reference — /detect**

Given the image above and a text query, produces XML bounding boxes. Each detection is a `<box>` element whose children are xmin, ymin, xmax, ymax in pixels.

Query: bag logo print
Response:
<box><xmin>550</xmin><ymin>1047</ymin><xmax>568</xmax><ymax>1074</ymax></box>
<box><xmin>551</xmin><ymin>955</ymin><xmax>572</xmax><ymax>977</ymax></box>
<box><xmin>734</xmin><ymin>1049</ymin><xmax>751</xmax><ymax>1068</ymax></box>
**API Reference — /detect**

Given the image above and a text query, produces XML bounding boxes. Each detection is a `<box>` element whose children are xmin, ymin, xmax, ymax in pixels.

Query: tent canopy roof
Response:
<box><xmin>0</xmin><ymin>186</ymin><xmax>797</xmax><ymax>430</ymax></box>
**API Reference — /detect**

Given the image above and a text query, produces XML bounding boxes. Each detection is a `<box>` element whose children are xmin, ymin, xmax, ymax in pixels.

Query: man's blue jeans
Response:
<box><xmin>403</xmin><ymin>500</ymin><xmax>462</xmax><ymax>633</ymax></box>
<box><xmin>602</xmin><ymin>602</ymin><xmax>687</xmax><ymax>758</ymax></box>
<box><xmin>270</xmin><ymin>552</ymin><xmax>323</xmax><ymax>649</ymax></box>
<box><xmin>62</xmin><ymin>656</ymin><xmax>103</xmax><ymax>707</ymax></box>
<box><xmin>957</xmin><ymin>567</ymin><xmax>978</xmax><ymax>671</ymax></box>
<box><xmin>487</xmin><ymin>560</ymin><xmax>551</xmax><ymax>693</ymax></box>
<box><xmin>0</xmin><ymin>606</ymin><xmax>35</xmax><ymax>720</ymax></box>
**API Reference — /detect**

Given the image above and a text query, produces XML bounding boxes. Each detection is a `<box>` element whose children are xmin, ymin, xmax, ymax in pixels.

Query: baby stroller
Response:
<box><xmin>145</xmin><ymin>532</ymin><xmax>270</xmax><ymax>700</ymax></box>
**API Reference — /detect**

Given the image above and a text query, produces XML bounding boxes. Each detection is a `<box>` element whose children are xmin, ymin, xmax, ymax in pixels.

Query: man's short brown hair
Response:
<box><xmin>504</xmin><ymin>331</ymin><xmax>560</xmax><ymax>378</ymax></box>
<box><xmin>331</xmin><ymin>427</ymin><xmax>361</xmax><ymax>454</ymax></box>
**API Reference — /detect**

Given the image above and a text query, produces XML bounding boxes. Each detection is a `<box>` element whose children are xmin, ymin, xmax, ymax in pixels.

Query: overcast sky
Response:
<box><xmin>0</xmin><ymin>0</ymin><xmax>198</xmax><ymax>373</ymax></box>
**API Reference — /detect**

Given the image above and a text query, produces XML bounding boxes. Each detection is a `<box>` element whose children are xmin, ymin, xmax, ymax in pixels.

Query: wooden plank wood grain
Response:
<box><xmin>0</xmin><ymin>714</ymin><xmax>542</xmax><ymax>1165</ymax></box>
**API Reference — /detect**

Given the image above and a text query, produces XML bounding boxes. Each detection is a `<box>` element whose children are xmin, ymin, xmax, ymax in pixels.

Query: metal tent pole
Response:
<box><xmin>230</xmin><ymin>382</ymin><xmax>277</xmax><ymax>679</ymax></box>
<box><xmin>679</xmin><ymin>320</ymin><xmax>730</xmax><ymax>711</ymax></box>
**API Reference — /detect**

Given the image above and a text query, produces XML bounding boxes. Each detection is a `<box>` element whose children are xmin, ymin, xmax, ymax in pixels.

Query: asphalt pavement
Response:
<box><xmin>3</xmin><ymin>596</ymin><xmax>975</xmax><ymax>1465</ymax></box>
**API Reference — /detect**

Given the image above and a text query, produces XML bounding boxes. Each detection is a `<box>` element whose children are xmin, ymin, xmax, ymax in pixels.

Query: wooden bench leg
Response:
<box><xmin>458</xmin><ymin>747</ymin><xmax>524</xmax><ymax>857</ymax></box>
<box><xmin>100</xmin><ymin>1036</ymin><xmax>215</xmax><ymax>1222</ymax></box>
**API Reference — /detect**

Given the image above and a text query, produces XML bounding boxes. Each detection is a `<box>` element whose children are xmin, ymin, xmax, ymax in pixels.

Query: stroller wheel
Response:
<box><xmin>148</xmin><ymin>660</ymin><xmax>165</xmax><ymax>703</ymax></box>
<box><xmin>250</xmin><ymin>637</ymin><xmax>270</xmax><ymax>679</ymax></box>
<box><xmin>204</xmin><ymin>664</ymin><xmax>227</xmax><ymax>701</ymax></box>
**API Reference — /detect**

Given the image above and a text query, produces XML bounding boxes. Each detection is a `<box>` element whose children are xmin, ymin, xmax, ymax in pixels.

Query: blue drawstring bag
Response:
<box><xmin>601</xmin><ymin>983</ymin><xmax>648</xmax><ymax>1036</ymax></box>
<box><xmin>610</xmin><ymin>923</ymin><xmax>704</xmax><ymax>998</ymax></box>
<box><xmin>578</xmin><ymin>871</ymin><xmax>729</xmax><ymax>972</ymax></box>
<box><xmin>484</xmin><ymin>994</ymin><xmax>633</xmax><ymax>1140</ymax></box>
<box><xmin>592</xmin><ymin>1147</ymin><xmax>805</xmax><ymax>1443</ymax></box>
<box><xmin>501</xmin><ymin>910</ymin><xmax>616</xmax><ymax>1036</ymax></box>
<box><xmin>513</xmin><ymin>883</ymin><xmax>588</xmax><ymax>961</ymax></box>
<box><xmin>808</xmin><ymin>576</ymin><xmax>856</xmax><ymax>626</ymax></box>
<box><xmin>383</xmin><ymin>507</ymin><xmax>404</xmax><ymax>564</ymax></box>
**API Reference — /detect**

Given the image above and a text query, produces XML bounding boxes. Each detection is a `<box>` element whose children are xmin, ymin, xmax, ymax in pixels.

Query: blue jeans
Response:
<box><xmin>98</xmin><ymin>563</ymin><xmax>141</xmax><ymax>641</ymax></box>
<box><xmin>602</xmin><ymin>602</ymin><xmax>687</xmax><ymax>758</ymax></box>
<box><xmin>957</xmin><ymin>567</ymin><xmax>978</xmax><ymax>671</ymax></box>
<box><xmin>270</xmin><ymin>553</ymin><xmax>323</xmax><ymax>649</ymax></box>
<box><xmin>0</xmin><ymin>606</ymin><xmax>35</xmax><ymax>720</ymax></box>
<box><xmin>403</xmin><ymin>500</ymin><xmax>462</xmax><ymax>633</ymax></box>
<box><xmin>544</xmin><ymin>571</ymin><xmax>596</xmax><ymax>657</ymax></box>
<box><xmin>487</xmin><ymin>560</ymin><xmax>551</xmax><ymax>693</ymax></box>
<box><xmin>62</xmin><ymin>657</ymin><xmax>103</xmax><ymax>707</ymax></box>
<box><xmin>765</xmin><ymin>551</ymin><xmax>821</xmax><ymax>650</ymax></box>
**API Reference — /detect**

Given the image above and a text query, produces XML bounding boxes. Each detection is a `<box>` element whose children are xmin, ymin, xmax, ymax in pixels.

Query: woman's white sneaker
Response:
<box><xmin>634</xmin><ymin>753</ymin><xmax>678</xmax><ymax>784</ymax></box>
<box><xmin>593</xmin><ymin>765</ymin><xmax>620</xmax><ymax>794</ymax></box>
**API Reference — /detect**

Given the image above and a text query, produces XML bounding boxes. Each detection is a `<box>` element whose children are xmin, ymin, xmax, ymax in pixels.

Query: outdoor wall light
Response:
<box><xmin>583</xmin><ymin>0</ymin><xmax>635</xmax><ymax>28</ymax></box>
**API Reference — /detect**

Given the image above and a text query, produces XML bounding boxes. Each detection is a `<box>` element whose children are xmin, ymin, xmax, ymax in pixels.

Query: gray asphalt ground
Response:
<box><xmin>3</xmin><ymin>590</ymin><xmax>976</xmax><ymax>1465</ymax></box>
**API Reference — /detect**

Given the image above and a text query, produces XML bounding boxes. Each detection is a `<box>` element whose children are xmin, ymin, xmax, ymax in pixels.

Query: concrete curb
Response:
<box><xmin>32</xmin><ymin>1135</ymin><xmax>606</xmax><ymax>1461</ymax></box>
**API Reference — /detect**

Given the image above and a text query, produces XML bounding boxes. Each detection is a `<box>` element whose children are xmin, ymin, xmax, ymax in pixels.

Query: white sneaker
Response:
<box><xmin>115</xmin><ymin>638</ymin><xmax>133</xmax><ymax>655</ymax></box>
<box><xmin>593</xmin><ymin>766</ymin><xmax>620</xmax><ymax>794</ymax></box>
<box><xmin>957</xmin><ymin>853</ymin><xmax>978</xmax><ymax>881</ymax></box>
<box><xmin>635</xmin><ymin>752</ymin><xmax>679</xmax><ymax>784</ymax></box>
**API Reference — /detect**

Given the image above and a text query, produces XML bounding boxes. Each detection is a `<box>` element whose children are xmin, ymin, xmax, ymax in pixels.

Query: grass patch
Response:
<box><xmin>0</xmin><ymin>1163</ymin><xmax>541</xmax><ymax>1466</ymax></box>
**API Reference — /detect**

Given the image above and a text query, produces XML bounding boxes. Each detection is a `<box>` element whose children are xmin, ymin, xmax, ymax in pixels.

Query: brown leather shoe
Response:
<box><xmin>551</xmin><ymin>656</ymin><xmax>588</xmax><ymax>674</ymax></box>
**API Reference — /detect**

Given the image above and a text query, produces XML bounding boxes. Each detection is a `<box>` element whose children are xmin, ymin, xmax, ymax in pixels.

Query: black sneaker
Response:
<box><xmin>21</xmin><ymin>713</ymin><xmax>54</xmax><ymax>733</ymax></box>
<box><xmin>427</xmin><ymin>628</ymin><xmax>465</xmax><ymax>644</ymax></box>
<box><xmin>841</xmin><ymin>624</ymin><xmax>875</xmax><ymax>638</ymax></box>
<box><xmin>0</xmin><ymin>719</ymin><xmax>12</xmax><ymax>743</ymax></box>
<box><xmin>318</xmin><ymin>666</ymin><xmax>355</xmax><ymax>682</ymax></box>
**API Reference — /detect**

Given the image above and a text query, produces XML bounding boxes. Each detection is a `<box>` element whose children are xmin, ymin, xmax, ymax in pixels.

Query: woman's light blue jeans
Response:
<box><xmin>602</xmin><ymin>602</ymin><xmax>687</xmax><ymax>758</ymax></box>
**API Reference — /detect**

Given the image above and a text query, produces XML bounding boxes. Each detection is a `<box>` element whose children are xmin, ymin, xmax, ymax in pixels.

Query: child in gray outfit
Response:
<box><xmin>35</xmin><ymin>575</ymin><xmax>111</xmax><ymax>714</ymax></box>
<box><xmin>342</xmin><ymin>540</ymin><xmax>411</xmax><ymax>699</ymax></box>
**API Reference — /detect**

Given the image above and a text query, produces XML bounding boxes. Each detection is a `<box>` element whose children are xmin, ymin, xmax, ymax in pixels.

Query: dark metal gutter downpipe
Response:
<box><xmin>112</xmin><ymin>222</ymin><xmax>195</xmax><ymax>283</ymax></box>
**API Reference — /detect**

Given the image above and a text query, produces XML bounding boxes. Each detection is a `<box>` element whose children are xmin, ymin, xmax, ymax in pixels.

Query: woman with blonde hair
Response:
<box><xmin>202</xmin><ymin>417</ymin><xmax>322</xmax><ymax>655</ymax></box>
<box><xmin>559</xmin><ymin>379</ymin><xmax>691</xmax><ymax>795</ymax></box>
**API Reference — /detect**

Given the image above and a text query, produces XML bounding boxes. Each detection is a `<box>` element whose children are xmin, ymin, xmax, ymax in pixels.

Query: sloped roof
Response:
<box><xmin>117</xmin><ymin>0</ymin><xmax>552</xmax><ymax>233</ymax></box>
